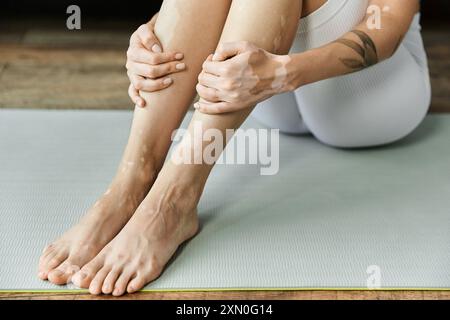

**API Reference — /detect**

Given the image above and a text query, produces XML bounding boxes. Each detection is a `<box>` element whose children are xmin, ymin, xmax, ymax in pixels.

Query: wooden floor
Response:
<box><xmin>0</xmin><ymin>19</ymin><xmax>449</xmax><ymax>300</ymax></box>
<box><xmin>0</xmin><ymin>19</ymin><xmax>449</xmax><ymax>112</ymax></box>
<box><xmin>1</xmin><ymin>290</ymin><xmax>449</xmax><ymax>300</ymax></box>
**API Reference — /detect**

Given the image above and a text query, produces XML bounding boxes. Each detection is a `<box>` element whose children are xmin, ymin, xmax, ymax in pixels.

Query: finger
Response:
<box><xmin>128</xmin><ymin>73</ymin><xmax>173</xmax><ymax>92</ymax></box>
<box><xmin>127</xmin><ymin>61</ymin><xmax>185</xmax><ymax>79</ymax></box>
<box><xmin>128</xmin><ymin>83</ymin><xmax>146</xmax><ymax>108</ymax></box>
<box><xmin>127</xmin><ymin>72</ymin><xmax>147</xmax><ymax>90</ymax></box>
<box><xmin>136</xmin><ymin>23</ymin><xmax>162</xmax><ymax>52</ymax></box>
<box><xmin>202</xmin><ymin>59</ymin><xmax>229</xmax><ymax>77</ymax></box>
<box><xmin>196</xmin><ymin>83</ymin><xmax>222</xmax><ymax>103</ymax></box>
<box><xmin>127</xmin><ymin>47</ymin><xmax>184</xmax><ymax>65</ymax></box>
<box><xmin>129</xmin><ymin>30</ymin><xmax>141</xmax><ymax>46</ymax></box>
<box><xmin>213</xmin><ymin>41</ymin><xmax>251</xmax><ymax>61</ymax></box>
<box><xmin>194</xmin><ymin>101</ymin><xmax>236</xmax><ymax>115</ymax></box>
<box><xmin>197</xmin><ymin>72</ymin><xmax>222</xmax><ymax>89</ymax></box>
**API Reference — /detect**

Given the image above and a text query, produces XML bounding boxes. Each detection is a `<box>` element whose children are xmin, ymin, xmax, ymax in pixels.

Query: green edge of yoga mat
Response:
<box><xmin>1</xmin><ymin>287</ymin><xmax>449</xmax><ymax>293</ymax></box>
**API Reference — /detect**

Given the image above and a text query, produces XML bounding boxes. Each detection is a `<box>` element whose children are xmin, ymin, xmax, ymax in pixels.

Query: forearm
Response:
<box><xmin>285</xmin><ymin>0</ymin><xmax>419</xmax><ymax>89</ymax></box>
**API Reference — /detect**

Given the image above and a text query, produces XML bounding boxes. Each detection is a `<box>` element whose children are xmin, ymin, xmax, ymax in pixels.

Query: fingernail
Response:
<box><xmin>194</xmin><ymin>103</ymin><xmax>199</xmax><ymax>109</ymax></box>
<box><xmin>152</xmin><ymin>44</ymin><xmax>162</xmax><ymax>53</ymax></box>
<box><xmin>175</xmin><ymin>53</ymin><xmax>184</xmax><ymax>60</ymax></box>
<box><xmin>163</xmin><ymin>78</ymin><xmax>173</xmax><ymax>85</ymax></box>
<box><xmin>176</xmin><ymin>63</ymin><xmax>186</xmax><ymax>70</ymax></box>
<box><xmin>78</xmin><ymin>272</ymin><xmax>87</xmax><ymax>280</ymax></box>
<box><xmin>138</xmin><ymin>99</ymin><xmax>145</xmax><ymax>107</ymax></box>
<box><xmin>212</xmin><ymin>53</ymin><xmax>220</xmax><ymax>61</ymax></box>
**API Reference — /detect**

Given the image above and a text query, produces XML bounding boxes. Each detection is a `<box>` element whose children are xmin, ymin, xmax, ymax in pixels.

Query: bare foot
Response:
<box><xmin>38</xmin><ymin>162</ymin><xmax>155</xmax><ymax>285</ymax></box>
<box><xmin>71</xmin><ymin>164</ymin><xmax>200</xmax><ymax>295</ymax></box>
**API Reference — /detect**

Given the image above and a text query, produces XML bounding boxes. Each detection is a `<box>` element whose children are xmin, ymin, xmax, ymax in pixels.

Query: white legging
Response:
<box><xmin>251</xmin><ymin>0</ymin><xmax>431</xmax><ymax>148</ymax></box>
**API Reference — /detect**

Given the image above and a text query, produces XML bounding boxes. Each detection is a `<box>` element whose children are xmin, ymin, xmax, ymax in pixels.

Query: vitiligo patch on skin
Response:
<box><xmin>121</xmin><ymin>161</ymin><xmax>135</xmax><ymax>173</ymax></box>
<box><xmin>272</xmin><ymin>16</ymin><xmax>287</xmax><ymax>53</ymax></box>
<box><xmin>271</xmin><ymin>55</ymin><xmax>291</xmax><ymax>91</ymax></box>
<box><xmin>273</xmin><ymin>35</ymin><xmax>282</xmax><ymax>53</ymax></box>
<box><xmin>247</xmin><ymin>51</ymin><xmax>287</xmax><ymax>97</ymax></box>
<box><xmin>154</xmin><ymin>0</ymin><xmax>181</xmax><ymax>48</ymax></box>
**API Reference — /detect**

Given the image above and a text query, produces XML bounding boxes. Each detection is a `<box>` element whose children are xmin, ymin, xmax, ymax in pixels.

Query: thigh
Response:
<box><xmin>295</xmin><ymin>44</ymin><xmax>431</xmax><ymax>148</ymax></box>
<box><xmin>251</xmin><ymin>93</ymin><xmax>310</xmax><ymax>134</ymax></box>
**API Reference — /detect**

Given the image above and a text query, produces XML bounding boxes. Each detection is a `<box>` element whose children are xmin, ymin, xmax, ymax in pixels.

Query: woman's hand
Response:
<box><xmin>195</xmin><ymin>41</ymin><xmax>293</xmax><ymax>114</ymax></box>
<box><xmin>126</xmin><ymin>15</ymin><xmax>186</xmax><ymax>107</ymax></box>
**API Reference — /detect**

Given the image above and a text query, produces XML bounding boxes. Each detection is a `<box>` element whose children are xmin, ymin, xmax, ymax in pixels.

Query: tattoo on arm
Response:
<box><xmin>334</xmin><ymin>30</ymin><xmax>379</xmax><ymax>71</ymax></box>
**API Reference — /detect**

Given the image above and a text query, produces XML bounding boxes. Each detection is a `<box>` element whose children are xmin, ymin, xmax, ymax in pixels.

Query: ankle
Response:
<box><xmin>162</xmin><ymin>161</ymin><xmax>208</xmax><ymax>193</ymax></box>
<box><xmin>115</xmin><ymin>162</ymin><xmax>157</xmax><ymax>189</ymax></box>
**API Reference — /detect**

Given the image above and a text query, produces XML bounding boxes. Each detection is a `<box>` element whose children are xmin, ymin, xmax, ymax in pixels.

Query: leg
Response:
<box><xmin>76</xmin><ymin>0</ymin><xmax>302</xmax><ymax>296</ymax></box>
<box><xmin>39</xmin><ymin>0</ymin><xmax>232</xmax><ymax>285</ymax></box>
<box><xmin>295</xmin><ymin>16</ymin><xmax>431</xmax><ymax>148</ymax></box>
<box><xmin>251</xmin><ymin>92</ymin><xmax>310</xmax><ymax>135</ymax></box>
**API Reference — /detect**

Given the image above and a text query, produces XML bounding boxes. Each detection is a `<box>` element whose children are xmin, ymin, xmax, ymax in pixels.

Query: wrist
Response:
<box><xmin>283</xmin><ymin>53</ymin><xmax>307</xmax><ymax>92</ymax></box>
<box><xmin>268</xmin><ymin>54</ymin><xmax>298</xmax><ymax>95</ymax></box>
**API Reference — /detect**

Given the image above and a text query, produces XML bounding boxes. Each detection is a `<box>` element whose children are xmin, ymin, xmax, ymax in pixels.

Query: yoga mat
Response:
<box><xmin>0</xmin><ymin>109</ymin><xmax>449</xmax><ymax>292</ymax></box>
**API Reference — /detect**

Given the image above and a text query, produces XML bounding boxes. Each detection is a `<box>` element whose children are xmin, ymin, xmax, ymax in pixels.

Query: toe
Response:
<box><xmin>72</xmin><ymin>256</ymin><xmax>104</xmax><ymax>289</ymax></box>
<box><xmin>40</xmin><ymin>244</ymin><xmax>56</xmax><ymax>257</ymax></box>
<box><xmin>38</xmin><ymin>250</ymin><xmax>69</xmax><ymax>280</ymax></box>
<box><xmin>113</xmin><ymin>270</ymin><xmax>133</xmax><ymax>296</ymax></box>
<box><xmin>48</xmin><ymin>262</ymin><xmax>80</xmax><ymax>285</ymax></box>
<box><xmin>126</xmin><ymin>262</ymin><xmax>162</xmax><ymax>294</ymax></box>
<box><xmin>127</xmin><ymin>274</ymin><xmax>147</xmax><ymax>293</ymax></box>
<box><xmin>102</xmin><ymin>269</ymin><xmax>121</xmax><ymax>294</ymax></box>
<box><xmin>89</xmin><ymin>266</ymin><xmax>111</xmax><ymax>295</ymax></box>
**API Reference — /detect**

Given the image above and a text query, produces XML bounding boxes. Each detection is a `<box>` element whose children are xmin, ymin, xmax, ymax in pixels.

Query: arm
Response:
<box><xmin>196</xmin><ymin>0</ymin><xmax>419</xmax><ymax>114</ymax></box>
<box><xmin>286</xmin><ymin>0</ymin><xmax>420</xmax><ymax>88</ymax></box>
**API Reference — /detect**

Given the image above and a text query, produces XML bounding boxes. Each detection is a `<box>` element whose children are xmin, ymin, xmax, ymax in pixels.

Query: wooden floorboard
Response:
<box><xmin>0</xmin><ymin>23</ymin><xmax>448</xmax><ymax>111</ymax></box>
<box><xmin>0</xmin><ymin>45</ymin><xmax>131</xmax><ymax>109</ymax></box>
<box><xmin>1</xmin><ymin>290</ymin><xmax>449</xmax><ymax>300</ymax></box>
